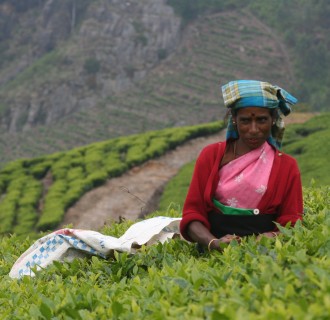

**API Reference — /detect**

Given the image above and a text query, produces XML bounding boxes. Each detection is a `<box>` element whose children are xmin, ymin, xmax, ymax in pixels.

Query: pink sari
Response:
<box><xmin>215</xmin><ymin>142</ymin><xmax>275</xmax><ymax>209</ymax></box>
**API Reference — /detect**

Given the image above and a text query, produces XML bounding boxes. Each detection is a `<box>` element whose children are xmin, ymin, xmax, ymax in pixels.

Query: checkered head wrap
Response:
<box><xmin>221</xmin><ymin>80</ymin><xmax>298</xmax><ymax>149</ymax></box>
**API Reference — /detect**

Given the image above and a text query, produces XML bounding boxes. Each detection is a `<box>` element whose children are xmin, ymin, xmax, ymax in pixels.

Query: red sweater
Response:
<box><xmin>180</xmin><ymin>141</ymin><xmax>303</xmax><ymax>241</ymax></box>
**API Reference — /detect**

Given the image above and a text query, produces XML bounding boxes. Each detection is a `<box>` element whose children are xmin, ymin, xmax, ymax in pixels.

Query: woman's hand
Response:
<box><xmin>209</xmin><ymin>234</ymin><xmax>241</xmax><ymax>252</ymax></box>
<box><xmin>219</xmin><ymin>234</ymin><xmax>241</xmax><ymax>244</ymax></box>
<box><xmin>186</xmin><ymin>221</ymin><xmax>241</xmax><ymax>252</ymax></box>
<box><xmin>256</xmin><ymin>231</ymin><xmax>279</xmax><ymax>241</ymax></box>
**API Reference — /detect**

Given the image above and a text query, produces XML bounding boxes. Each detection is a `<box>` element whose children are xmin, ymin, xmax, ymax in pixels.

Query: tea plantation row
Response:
<box><xmin>0</xmin><ymin>122</ymin><xmax>223</xmax><ymax>236</ymax></box>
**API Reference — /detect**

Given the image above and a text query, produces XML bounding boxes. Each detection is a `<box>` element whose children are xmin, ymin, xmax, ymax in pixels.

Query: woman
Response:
<box><xmin>180</xmin><ymin>80</ymin><xmax>303</xmax><ymax>252</ymax></box>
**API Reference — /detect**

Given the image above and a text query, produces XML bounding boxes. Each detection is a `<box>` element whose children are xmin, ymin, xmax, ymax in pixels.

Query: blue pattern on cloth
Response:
<box><xmin>221</xmin><ymin>80</ymin><xmax>298</xmax><ymax>149</ymax></box>
<box><xmin>17</xmin><ymin>234</ymin><xmax>106</xmax><ymax>277</ymax></box>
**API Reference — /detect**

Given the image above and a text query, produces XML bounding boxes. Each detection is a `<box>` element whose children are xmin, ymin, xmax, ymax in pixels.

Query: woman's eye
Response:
<box><xmin>240</xmin><ymin>119</ymin><xmax>249</xmax><ymax>124</ymax></box>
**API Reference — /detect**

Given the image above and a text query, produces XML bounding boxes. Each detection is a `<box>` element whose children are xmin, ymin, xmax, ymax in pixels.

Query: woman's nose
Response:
<box><xmin>250</xmin><ymin>121</ymin><xmax>259</xmax><ymax>133</ymax></box>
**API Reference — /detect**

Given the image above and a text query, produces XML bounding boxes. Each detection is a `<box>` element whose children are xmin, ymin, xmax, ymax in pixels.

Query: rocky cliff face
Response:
<box><xmin>0</xmin><ymin>0</ymin><xmax>181</xmax><ymax>132</ymax></box>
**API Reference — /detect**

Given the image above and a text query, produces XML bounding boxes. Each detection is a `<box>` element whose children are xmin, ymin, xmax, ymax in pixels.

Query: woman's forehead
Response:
<box><xmin>236</xmin><ymin>107</ymin><xmax>271</xmax><ymax>117</ymax></box>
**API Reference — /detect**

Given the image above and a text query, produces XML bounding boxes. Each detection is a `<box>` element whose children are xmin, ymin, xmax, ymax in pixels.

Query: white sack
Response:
<box><xmin>9</xmin><ymin>216</ymin><xmax>182</xmax><ymax>279</ymax></box>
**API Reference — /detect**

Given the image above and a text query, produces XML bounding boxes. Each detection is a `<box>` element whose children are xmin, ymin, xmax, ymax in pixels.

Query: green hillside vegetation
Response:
<box><xmin>158</xmin><ymin>161</ymin><xmax>195</xmax><ymax>213</ymax></box>
<box><xmin>0</xmin><ymin>121</ymin><xmax>223</xmax><ymax>236</ymax></box>
<box><xmin>282</xmin><ymin>113</ymin><xmax>330</xmax><ymax>186</ymax></box>
<box><xmin>161</xmin><ymin>150</ymin><xmax>311</xmax><ymax>215</ymax></box>
<box><xmin>167</xmin><ymin>0</ymin><xmax>330</xmax><ymax>111</ymax></box>
<box><xmin>0</xmin><ymin>185</ymin><xmax>329</xmax><ymax>318</ymax></box>
<box><xmin>0</xmin><ymin>7</ymin><xmax>295</xmax><ymax>165</ymax></box>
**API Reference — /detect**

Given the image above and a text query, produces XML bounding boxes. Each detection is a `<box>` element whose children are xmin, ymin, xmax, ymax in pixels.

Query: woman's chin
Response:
<box><xmin>245</xmin><ymin>138</ymin><xmax>264</xmax><ymax>149</ymax></box>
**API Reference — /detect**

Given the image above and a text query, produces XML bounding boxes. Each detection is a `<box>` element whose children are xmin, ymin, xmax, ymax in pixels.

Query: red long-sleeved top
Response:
<box><xmin>180</xmin><ymin>141</ymin><xmax>303</xmax><ymax>241</ymax></box>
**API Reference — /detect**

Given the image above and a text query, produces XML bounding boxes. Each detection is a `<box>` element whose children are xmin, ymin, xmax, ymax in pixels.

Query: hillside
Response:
<box><xmin>0</xmin><ymin>5</ymin><xmax>295</xmax><ymax>165</ymax></box>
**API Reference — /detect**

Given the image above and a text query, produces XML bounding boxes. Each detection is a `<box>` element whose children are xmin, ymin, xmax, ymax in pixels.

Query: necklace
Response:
<box><xmin>233</xmin><ymin>141</ymin><xmax>238</xmax><ymax>159</ymax></box>
<box><xmin>233</xmin><ymin>141</ymin><xmax>242</xmax><ymax>159</ymax></box>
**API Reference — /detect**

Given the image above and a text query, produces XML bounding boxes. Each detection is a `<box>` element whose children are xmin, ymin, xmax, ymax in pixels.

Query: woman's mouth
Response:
<box><xmin>247</xmin><ymin>138</ymin><xmax>260</xmax><ymax>147</ymax></box>
<box><xmin>248</xmin><ymin>138</ymin><xmax>259</xmax><ymax>144</ymax></box>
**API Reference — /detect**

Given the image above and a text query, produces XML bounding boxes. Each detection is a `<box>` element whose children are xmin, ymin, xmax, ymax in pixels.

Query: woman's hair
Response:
<box><xmin>223</xmin><ymin>109</ymin><xmax>232</xmax><ymax>125</ymax></box>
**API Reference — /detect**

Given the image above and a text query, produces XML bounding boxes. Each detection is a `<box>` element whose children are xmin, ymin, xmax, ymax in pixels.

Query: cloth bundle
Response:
<box><xmin>9</xmin><ymin>216</ymin><xmax>181</xmax><ymax>279</ymax></box>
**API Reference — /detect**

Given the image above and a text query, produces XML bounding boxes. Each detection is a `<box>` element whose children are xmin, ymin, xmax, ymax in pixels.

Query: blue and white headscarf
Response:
<box><xmin>221</xmin><ymin>80</ymin><xmax>298</xmax><ymax>149</ymax></box>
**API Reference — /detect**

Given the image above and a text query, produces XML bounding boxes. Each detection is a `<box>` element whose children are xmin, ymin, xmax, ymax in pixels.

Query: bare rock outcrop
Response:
<box><xmin>0</xmin><ymin>0</ymin><xmax>181</xmax><ymax>132</ymax></box>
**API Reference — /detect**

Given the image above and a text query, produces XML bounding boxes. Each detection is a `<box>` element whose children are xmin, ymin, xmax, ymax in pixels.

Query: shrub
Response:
<box><xmin>157</xmin><ymin>48</ymin><xmax>167</xmax><ymax>60</ymax></box>
<box><xmin>37</xmin><ymin>197</ymin><xmax>65</xmax><ymax>231</ymax></box>
<box><xmin>84</xmin><ymin>58</ymin><xmax>101</xmax><ymax>75</ymax></box>
<box><xmin>66</xmin><ymin>167</ymin><xmax>85</xmax><ymax>182</ymax></box>
<box><xmin>104</xmin><ymin>152</ymin><xmax>128</xmax><ymax>177</ymax></box>
<box><xmin>85</xmin><ymin>170</ymin><xmax>109</xmax><ymax>188</ymax></box>
<box><xmin>30</xmin><ymin>161</ymin><xmax>52</xmax><ymax>179</ymax></box>
<box><xmin>145</xmin><ymin>137</ymin><xmax>169</xmax><ymax>158</ymax></box>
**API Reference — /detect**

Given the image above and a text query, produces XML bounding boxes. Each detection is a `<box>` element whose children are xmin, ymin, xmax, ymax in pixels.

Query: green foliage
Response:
<box><xmin>0</xmin><ymin>121</ymin><xmax>223</xmax><ymax>235</ymax></box>
<box><xmin>1</xmin><ymin>50</ymin><xmax>63</xmax><ymax>92</ymax></box>
<box><xmin>167</xmin><ymin>0</ymin><xmax>249</xmax><ymax>25</ymax></box>
<box><xmin>104</xmin><ymin>152</ymin><xmax>128</xmax><ymax>177</ymax></box>
<box><xmin>248</xmin><ymin>0</ymin><xmax>330</xmax><ymax>111</ymax></box>
<box><xmin>37</xmin><ymin>180</ymin><xmax>67</xmax><ymax>230</ymax></box>
<box><xmin>282</xmin><ymin>113</ymin><xmax>330</xmax><ymax>186</ymax></box>
<box><xmin>158</xmin><ymin>161</ymin><xmax>195</xmax><ymax>212</ymax></box>
<box><xmin>83</xmin><ymin>58</ymin><xmax>101</xmax><ymax>75</ymax></box>
<box><xmin>0</xmin><ymin>186</ymin><xmax>329</xmax><ymax>318</ymax></box>
<box><xmin>125</xmin><ymin>135</ymin><xmax>150</xmax><ymax>166</ymax></box>
<box><xmin>167</xmin><ymin>0</ymin><xmax>330</xmax><ymax>111</ymax></box>
<box><xmin>0</xmin><ymin>102</ymin><xmax>9</xmax><ymax>119</ymax></box>
<box><xmin>29</xmin><ymin>161</ymin><xmax>52</xmax><ymax>179</ymax></box>
<box><xmin>157</xmin><ymin>48</ymin><xmax>168</xmax><ymax>60</ymax></box>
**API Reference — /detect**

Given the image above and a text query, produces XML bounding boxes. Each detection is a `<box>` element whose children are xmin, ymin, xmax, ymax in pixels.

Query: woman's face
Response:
<box><xmin>233</xmin><ymin>107</ymin><xmax>274</xmax><ymax>151</ymax></box>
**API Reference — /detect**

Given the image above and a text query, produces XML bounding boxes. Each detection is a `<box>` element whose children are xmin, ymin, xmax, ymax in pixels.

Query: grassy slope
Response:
<box><xmin>0</xmin><ymin>9</ymin><xmax>294</xmax><ymax>165</ymax></box>
<box><xmin>282</xmin><ymin>113</ymin><xmax>330</xmax><ymax>186</ymax></box>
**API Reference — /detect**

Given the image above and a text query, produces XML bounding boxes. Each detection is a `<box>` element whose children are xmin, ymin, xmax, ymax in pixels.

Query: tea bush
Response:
<box><xmin>0</xmin><ymin>186</ymin><xmax>328</xmax><ymax>319</ymax></box>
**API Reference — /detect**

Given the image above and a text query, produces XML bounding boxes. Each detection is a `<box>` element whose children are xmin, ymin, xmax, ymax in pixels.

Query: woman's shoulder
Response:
<box><xmin>267</xmin><ymin>142</ymin><xmax>299</xmax><ymax>170</ymax></box>
<box><xmin>277</xmin><ymin>150</ymin><xmax>297</xmax><ymax>162</ymax></box>
<box><xmin>196</xmin><ymin>141</ymin><xmax>226</xmax><ymax>164</ymax></box>
<box><xmin>273</xmin><ymin>149</ymin><xmax>300</xmax><ymax>172</ymax></box>
<box><xmin>200</xmin><ymin>141</ymin><xmax>226</xmax><ymax>155</ymax></box>
<box><xmin>268</xmin><ymin>143</ymin><xmax>297</xmax><ymax>163</ymax></box>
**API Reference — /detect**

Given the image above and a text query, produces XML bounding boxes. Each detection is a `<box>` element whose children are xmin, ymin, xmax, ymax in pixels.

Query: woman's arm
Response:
<box><xmin>180</xmin><ymin>143</ymin><xmax>223</xmax><ymax>240</ymax></box>
<box><xmin>187</xmin><ymin>221</ymin><xmax>240</xmax><ymax>251</ymax></box>
<box><xmin>276</xmin><ymin>157</ymin><xmax>303</xmax><ymax>226</ymax></box>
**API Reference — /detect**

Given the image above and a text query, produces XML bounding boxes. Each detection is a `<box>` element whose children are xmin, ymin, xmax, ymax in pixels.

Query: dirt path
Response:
<box><xmin>61</xmin><ymin>131</ymin><xmax>226</xmax><ymax>230</ymax></box>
